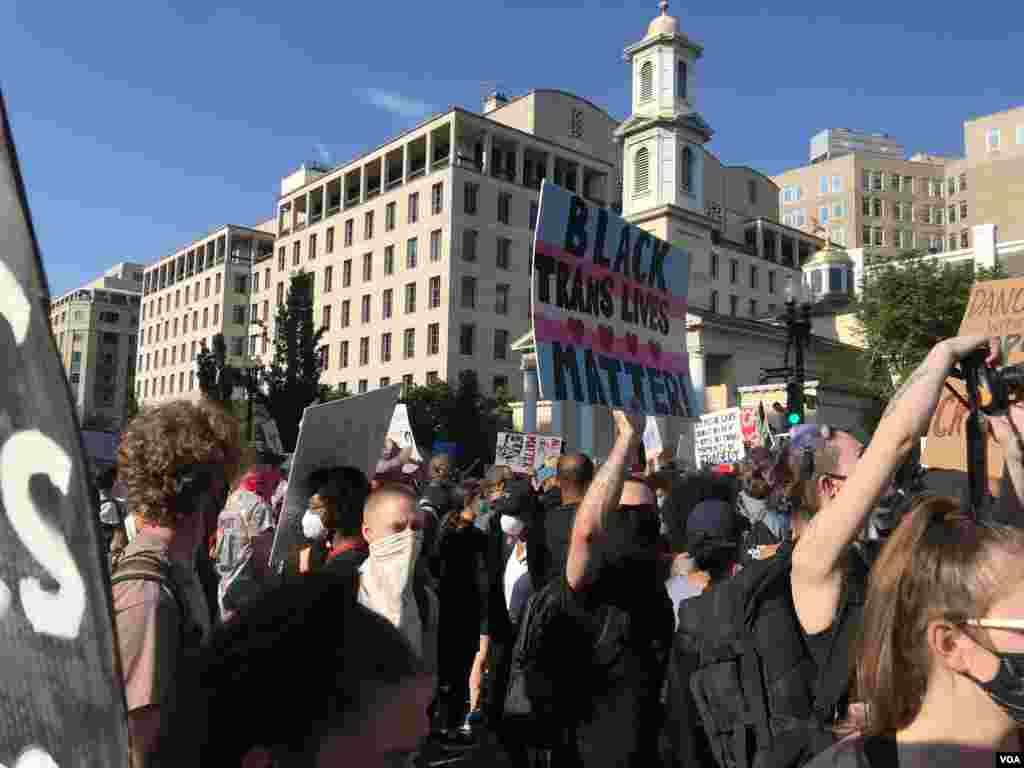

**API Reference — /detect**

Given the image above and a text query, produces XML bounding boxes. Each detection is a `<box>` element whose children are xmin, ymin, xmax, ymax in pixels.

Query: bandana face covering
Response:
<box><xmin>359</xmin><ymin>528</ymin><xmax>426</xmax><ymax>659</ymax></box>
<box><xmin>302</xmin><ymin>510</ymin><xmax>328</xmax><ymax>541</ymax></box>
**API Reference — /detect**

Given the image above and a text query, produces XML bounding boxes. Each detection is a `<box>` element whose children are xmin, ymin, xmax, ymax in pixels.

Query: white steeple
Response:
<box><xmin>615</xmin><ymin>2</ymin><xmax>713</xmax><ymax>219</ymax></box>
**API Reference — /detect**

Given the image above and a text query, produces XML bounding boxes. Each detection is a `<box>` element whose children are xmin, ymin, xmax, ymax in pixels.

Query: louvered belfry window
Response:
<box><xmin>639</xmin><ymin>61</ymin><xmax>654</xmax><ymax>101</ymax></box>
<box><xmin>634</xmin><ymin>148</ymin><xmax>650</xmax><ymax>195</ymax></box>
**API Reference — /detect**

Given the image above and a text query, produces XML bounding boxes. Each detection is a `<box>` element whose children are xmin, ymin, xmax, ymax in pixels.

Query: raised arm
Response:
<box><xmin>566</xmin><ymin>407</ymin><xmax>643</xmax><ymax>592</ymax></box>
<box><xmin>988</xmin><ymin>404</ymin><xmax>1024</xmax><ymax>526</ymax></box>
<box><xmin>792</xmin><ymin>336</ymin><xmax>991</xmax><ymax>633</ymax></box>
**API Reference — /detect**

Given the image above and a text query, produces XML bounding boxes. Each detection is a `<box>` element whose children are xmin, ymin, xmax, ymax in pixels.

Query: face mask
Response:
<box><xmin>361</xmin><ymin>528</ymin><xmax>426</xmax><ymax>658</ymax></box>
<box><xmin>501</xmin><ymin>514</ymin><xmax>525</xmax><ymax>537</ymax></box>
<box><xmin>302</xmin><ymin>510</ymin><xmax>327</xmax><ymax>541</ymax></box>
<box><xmin>966</xmin><ymin>648</ymin><xmax>1024</xmax><ymax>722</ymax></box>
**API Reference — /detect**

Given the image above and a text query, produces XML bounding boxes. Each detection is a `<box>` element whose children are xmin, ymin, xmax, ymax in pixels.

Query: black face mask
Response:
<box><xmin>966</xmin><ymin>649</ymin><xmax>1024</xmax><ymax>722</ymax></box>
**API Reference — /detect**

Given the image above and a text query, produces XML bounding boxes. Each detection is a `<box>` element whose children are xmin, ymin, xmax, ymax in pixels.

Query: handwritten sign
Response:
<box><xmin>0</xmin><ymin>90</ymin><xmax>130</xmax><ymax>766</ymax></box>
<box><xmin>693</xmin><ymin>408</ymin><xmax>745</xmax><ymax>469</ymax></box>
<box><xmin>531</xmin><ymin>181</ymin><xmax>695</xmax><ymax>418</ymax></box>
<box><xmin>922</xmin><ymin>277</ymin><xmax>1024</xmax><ymax>478</ymax></box>
<box><xmin>386</xmin><ymin>404</ymin><xmax>422</xmax><ymax>462</ymax></box>
<box><xmin>269</xmin><ymin>386</ymin><xmax>400</xmax><ymax>576</ymax></box>
<box><xmin>494</xmin><ymin>432</ymin><xmax>564</xmax><ymax>473</ymax></box>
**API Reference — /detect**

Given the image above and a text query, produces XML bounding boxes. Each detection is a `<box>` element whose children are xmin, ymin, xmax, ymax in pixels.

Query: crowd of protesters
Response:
<box><xmin>95</xmin><ymin>334</ymin><xmax>1024</xmax><ymax>767</ymax></box>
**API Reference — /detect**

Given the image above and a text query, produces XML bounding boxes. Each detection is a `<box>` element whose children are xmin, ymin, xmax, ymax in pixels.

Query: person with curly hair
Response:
<box><xmin>112</xmin><ymin>400</ymin><xmax>242</xmax><ymax>767</ymax></box>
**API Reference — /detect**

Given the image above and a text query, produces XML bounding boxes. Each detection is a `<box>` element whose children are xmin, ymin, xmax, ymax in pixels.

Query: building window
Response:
<box><xmin>496</xmin><ymin>237</ymin><xmax>511</xmax><ymax>270</ymax></box>
<box><xmin>639</xmin><ymin>60</ymin><xmax>653</xmax><ymax>101</ymax></box>
<box><xmin>832</xmin><ymin>201</ymin><xmax>845</xmax><ymax>218</ymax></box>
<box><xmin>768</xmin><ymin>270</ymin><xmax>776</xmax><ymax>294</ymax></box>
<box><xmin>403</xmin><ymin>328</ymin><xmax>415</xmax><ymax>359</ymax></box>
<box><xmin>947</xmin><ymin>176</ymin><xmax>956</xmax><ymax>196</ymax></box>
<box><xmin>429</xmin><ymin>276</ymin><xmax>441</xmax><ymax>309</ymax></box>
<box><xmin>729</xmin><ymin>259</ymin><xmax>737</xmax><ymax>284</ymax></box>
<box><xmin>750</xmin><ymin>265</ymin><xmax>758</xmax><ymax>289</ymax></box>
<box><xmin>326</xmin><ymin>226</ymin><xmax>335</xmax><ymax>254</ymax></box>
<box><xmin>359</xmin><ymin>337</ymin><xmax>370</xmax><ymax>366</ymax></box>
<box><xmin>384</xmin><ymin>245</ymin><xmax>395</xmax><ymax>275</ymax></box>
<box><xmin>819</xmin><ymin>176</ymin><xmax>829</xmax><ymax>195</ymax></box>
<box><xmin>381</xmin><ymin>332</ymin><xmax>392</xmax><ymax>363</ymax></box>
<box><xmin>407</xmin><ymin>237</ymin><xmax>418</xmax><ymax>269</ymax></box>
<box><xmin>709</xmin><ymin>290</ymin><xmax>719</xmax><ymax>313</ymax></box>
<box><xmin>961</xmin><ymin>229</ymin><xmax>970</xmax><ymax>249</ymax></box>
<box><xmin>891</xmin><ymin>174</ymin><xmax>902</xmax><ymax>193</ymax></box>
<box><xmin>430</xmin><ymin>229</ymin><xmax>442</xmax><ymax>262</ymax></box>
<box><xmin>385</xmin><ymin>202</ymin><xmax>396</xmax><ymax>231</ymax></box>
<box><xmin>401</xmin><ymin>374</ymin><xmax>414</xmax><ymax>394</ymax></box>
<box><xmin>362</xmin><ymin>252</ymin><xmax>373</xmax><ymax>282</ymax></box>
<box><xmin>380</xmin><ymin>377</ymin><xmax>390</xmax><ymax>389</ymax></box>
<box><xmin>339</xmin><ymin>340</ymin><xmax>349</xmax><ymax>368</ymax></box>
<box><xmin>383</xmin><ymin>289</ymin><xmax>393</xmax><ymax>320</ymax></box>
<box><xmin>461</xmin><ymin>276</ymin><xmax>477</xmax><ymax>309</ymax></box>
<box><xmin>492</xmin><ymin>282</ymin><xmax>510</xmax><ymax>315</ymax></box>
<box><xmin>959</xmin><ymin>172</ymin><xmax>968</xmax><ymax>192</ymax></box>
<box><xmin>464</xmin><ymin>182</ymin><xmax>479</xmax><ymax>215</ymax></box>
<box><xmin>677</xmin><ymin>60</ymin><xmax>687</xmax><ymax>100</ymax></box>
<box><xmin>960</xmin><ymin>201</ymin><xmax>968</xmax><ymax>220</ymax></box>
<box><xmin>861</xmin><ymin>225</ymin><xmax>871</xmax><ymax>247</ymax></box>
<box><xmin>213</xmin><ymin>304</ymin><xmax>220</xmax><ymax>325</ymax></box>
<box><xmin>749</xmin><ymin>299</ymin><xmax>757</xmax><ymax>317</ymax></box>
<box><xmin>498</xmin><ymin>192</ymin><xmax>511</xmax><ymax>224</ymax></box>
<box><xmin>325</xmin><ymin>266</ymin><xmax>333</xmax><ymax>293</ymax></box>
<box><xmin>831</xmin><ymin>175</ymin><xmax>841</xmax><ymax>193</ymax></box>
<box><xmin>358</xmin><ymin>379</ymin><xmax>368</xmax><ymax>394</ymax></box>
<box><xmin>529</xmin><ymin>201</ymin><xmax>539</xmax><ymax>230</ymax></box>
<box><xmin>341</xmin><ymin>300</ymin><xmax>350</xmax><ymax>328</ymax></box>
<box><xmin>405</xmin><ymin>283</ymin><xmax>417</xmax><ymax>314</ymax></box>
<box><xmin>309</xmin><ymin>233</ymin><xmax>317</xmax><ymax>260</ymax></box>
<box><xmin>494</xmin><ymin>329</ymin><xmax>509</xmax><ymax>360</ymax></box>
<box><xmin>202</xmin><ymin>307</ymin><xmax>209</xmax><ymax>328</ymax></box>
<box><xmin>729</xmin><ymin>295</ymin><xmax>738</xmax><ymax>316</ymax></box>
<box><xmin>634</xmin><ymin>147</ymin><xmax>650</xmax><ymax>195</ymax></box>
<box><xmin>872</xmin><ymin>198</ymin><xmax>883</xmax><ymax>218</ymax></box>
<box><xmin>361</xmin><ymin>295</ymin><xmax>371</xmax><ymax>324</ymax></box>
<box><xmin>949</xmin><ymin>233</ymin><xmax>958</xmax><ymax>251</ymax></box>
<box><xmin>343</xmin><ymin>259</ymin><xmax>352</xmax><ymax>287</ymax></box>
<box><xmin>278</xmin><ymin>248</ymin><xmax>285</xmax><ymax>271</ymax></box>
<box><xmin>459</xmin><ymin>324</ymin><xmax>475</xmax><ymax>356</ymax></box>
<box><xmin>873</xmin><ymin>228</ymin><xmax>883</xmax><ymax>247</ymax></box>
<box><xmin>232</xmin><ymin>305</ymin><xmax>246</xmax><ymax>325</ymax></box>
<box><xmin>831</xmin><ymin>228</ymin><xmax>846</xmax><ymax>246</ymax></box>
<box><xmin>293</xmin><ymin>241</ymin><xmax>301</xmax><ymax>266</ymax></box>
<box><xmin>431</xmin><ymin>182</ymin><xmax>444</xmax><ymax>215</ymax></box>
<box><xmin>408</xmin><ymin>192</ymin><xmax>419</xmax><ymax>223</ymax></box>
<box><xmin>344</xmin><ymin>219</ymin><xmax>354</xmax><ymax>247</ymax></box>
<box><xmin>428</xmin><ymin>323</ymin><xmax>440</xmax><ymax>355</ymax></box>
<box><xmin>819</xmin><ymin>205</ymin><xmax>829</xmax><ymax>224</ymax></box>
<box><xmin>948</xmin><ymin>204</ymin><xmax>957</xmax><ymax>224</ymax></box>
<box><xmin>872</xmin><ymin>171</ymin><xmax>883</xmax><ymax>192</ymax></box>
<box><xmin>252</xmin><ymin>273</ymin><xmax>259</xmax><ymax>294</ymax></box>
<box><xmin>322</xmin><ymin>304</ymin><xmax>332</xmax><ymax>330</ymax></box>
<box><xmin>988</xmin><ymin>128</ymin><xmax>1001</xmax><ymax>151</ymax></box>
<box><xmin>462</xmin><ymin>229</ymin><xmax>478</xmax><ymax>262</ymax></box>
<box><xmin>709</xmin><ymin>252</ymin><xmax>719</xmax><ymax>280</ymax></box>
<box><xmin>364</xmin><ymin>211</ymin><xmax>374</xmax><ymax>240</ymax></box>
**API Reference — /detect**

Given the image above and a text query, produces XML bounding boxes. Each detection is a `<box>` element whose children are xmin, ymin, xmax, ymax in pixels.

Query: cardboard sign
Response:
<box><xmin>921</xmin><ymin>277</ymin><xmax>1024</xmax><ymax>478</ymax></box>
<box><xmin>386</xmin><ymin>404</ymin><xmax>422</xmax><ymax>462</ymax></box>
<box><xmin>693</xmin><ymin>408</ymin><xmax>745</xmax><ymax>469</ymax></box>
<box><xmin>0</xmin><ymin>92</ymin><xmax>130</xmax><ymax>766</ymax></box>
<box><xmin>643</xmin><ymin>416</ymin><xmax>664</xmax><ymax>457</ymax></box>
<box><xmin>259</xmin><ymin>419</ymin><xmax>285</xmax><ymax>456</ymax></box>
<box><xmin>494</xmin><ymin>432</ymin><xmax>564</xmax><ymax>473</ymax></box>
<box><xmin>531</xmin><ymin>181</ymin><xmax>695</xmax><ymax>418</ymax></box>
<box><xmin>269</xmin><ymin>385</ymin><xmax>400</xmax><ymax>575</ymax></box>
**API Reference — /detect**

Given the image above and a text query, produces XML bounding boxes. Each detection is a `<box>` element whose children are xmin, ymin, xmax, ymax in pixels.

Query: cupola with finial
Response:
<box><xmin>802</xmin><ymin>221</ymin><xmax>855</xmax><ymax>307</ymax></box>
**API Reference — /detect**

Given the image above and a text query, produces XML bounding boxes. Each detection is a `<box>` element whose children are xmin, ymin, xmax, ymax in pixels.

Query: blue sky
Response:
<box><xmin>2</xmin><ymin>0</ymin><xmax>1019</xmax><ymax>297</ymax></box>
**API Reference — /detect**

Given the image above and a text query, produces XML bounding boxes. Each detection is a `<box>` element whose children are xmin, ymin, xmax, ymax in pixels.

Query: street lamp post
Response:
<box><xmin>783</xmin><ymin>276</ymin><xmax>813</xmax><ymax>426</ymax></box>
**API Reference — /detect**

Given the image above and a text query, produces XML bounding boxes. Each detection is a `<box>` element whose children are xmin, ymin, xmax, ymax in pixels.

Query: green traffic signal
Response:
<box><xmin>787</xmin><ymin>412</ymin><xmax>802</xmax><ymax>426</ymax></box>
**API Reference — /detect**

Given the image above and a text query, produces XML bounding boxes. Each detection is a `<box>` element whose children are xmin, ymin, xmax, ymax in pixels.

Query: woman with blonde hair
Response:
<box><xmin>806</xmin><ymin>335</ymin><xmax>1024</xmax><ymax>767</ymax></box>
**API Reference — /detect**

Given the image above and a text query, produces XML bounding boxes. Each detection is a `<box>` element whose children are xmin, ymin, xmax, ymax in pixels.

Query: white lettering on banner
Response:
<box><xmin>0</xmin><ymin>261</ymin><xmax>31</xmax><ymax>344</ymax></box>
<box><xmin>0</xmin><ymin>431</ymin><xmax>85</xmax><ymax>640</ymax></box>
<box><xmin>693</xmin><ymin>408</ymin><xmax>745</xmax><ymax>468</ymax></box>
<box><xmin>0</xmin><ymin>746</ymin><xmax>60</xmax><ymax>768</ymax></box>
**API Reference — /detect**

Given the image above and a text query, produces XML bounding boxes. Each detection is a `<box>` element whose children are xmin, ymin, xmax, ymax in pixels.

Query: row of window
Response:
<box><xmin>141</xmin><ymin>272</ymin><xmax>247</xmax><ymax>323</ymax></box>
<box><xmin>143</xmin><ymin>235</ymin><xmax>229</xmax><ymax>295</ymax></box>
<box><xmin>637</xmin><ymin>59</ymin><xmax>688</xmax><ymax>103</ymax></box>
<box><xmin>140</xmin><ymin>301</ymin><xmax>249</xmax><ymax>348</ymax></box>
<box><xmin>709</xmin><ymin>254</ymin><xmax>781</xmax><ymax>293</ymax></box>
<box><xmin>332</xmin><ymin>372</ymin><xmax>510</xmax><ymax>398</ymax></box>
<box><xmin>633</xmin><ymin>146</ymin><xmax>695</xmax><ymax>196</ymax></box>
<box><xmin>859</xmin><ymin>226</ymin><xmax>968</xmax><ymax>251</ymax></box>
<box><xmin>986</xmin><ymin>126</ymin><xmax>1024</xmax><ymax>151</ymax></box>
<box><xmin>860</xmin><ymin>197</ymin><xmax>968</xmax><ymax>223</ymax></box>
<box><xmin>323</xmin><ymin>323</ymin><xmax>510</xmax><ymax>369</ymax></box>
<box><xmin>860</xmin><ymin>171</ymin><xmax>947</xmax><ymax>198</ymax></box>
<box><xmin>708</xmin><ymin>291</ymin><xmax>776</xmax><ymax>319</ymax></box>
<box><xmin>138</xmin><ymin>334</ymin><xmax>228</xmax><ymax>375</ymax></box>
<box><xmin>282</xmin><ymin>180</ymin><xmax>444</xmax><ymax>235</ymax></box>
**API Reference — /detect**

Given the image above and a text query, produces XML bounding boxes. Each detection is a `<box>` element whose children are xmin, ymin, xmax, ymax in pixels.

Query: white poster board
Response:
<box><xmin>260</xmin><ymin>419</ymin><xmax>285</xmax><ymax>456</ymax></box>
<box><xmin>386</xmin><ymin>403</ymin><xmax>422</xmax><ymax>461</ymax></box>
<box><xmin>693</xmin><ymin>407</ymin><xmax>745</xmax><ymax>469</ymax></box>
<box><xmin>269</xmin><ymin>385</ymin><xmax>401</xmax><ymax>572</ymax></box>
<box><xmin>495</xmin><ymin>431</ymin><xmax>564</xmax><ymax>473</ymax></box>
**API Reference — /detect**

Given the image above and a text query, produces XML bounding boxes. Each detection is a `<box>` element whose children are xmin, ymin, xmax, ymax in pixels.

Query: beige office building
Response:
<box><xmin>48</xmin><ymin>262</ymin><xmax>145</xmax><ymax>429</ymax></box>
<box><xmin>256</xmin><ymin>91</ymin><xmax>620</xmax><ymax>399</ymax></box>
<box><xmin>136</xmin><ymin>224</ymin><xmax>275</xmax><ymax>406</ymax></box>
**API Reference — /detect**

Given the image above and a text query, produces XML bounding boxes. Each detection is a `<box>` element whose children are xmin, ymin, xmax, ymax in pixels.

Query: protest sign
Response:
<box><xmin>386</xmin><ymin>403</ymin><xmax>422</xmax><ymax>461</ymax></box>
<box><xmin>739</xmin><ymin>407</ymin><xmax>760</xmax><ymax>446</ymax></box>
<box><xmin>0</xmin><ymin>91</ymin><xmax>130</xmax><ymax>766</ymax></box>
<box><xmin>922</xmin><ymin>277</ymin><xmax>1024</xmax><ymax>479</ymax></box>
<box><xmin>269</xmin><ymin>385</ymin><xmax>401</xmax><ymax>575</ymax></box>
<box><xmin>531</xmin><ymin>181</ymin><xmax>695</xmax><ymax>419</ymax></box>
<box><xmin>693</xmin><ymin>407</ymin><xmax>745</xmax><ymax>469</ymax></box>
<box><xmin>494</xmin><ymin>432</ymin><xmax>564</xmax><ymax>473</ymax></box>
<box><xmin>259</xmin><ymin>419</ymin><xmax>285</xmax><ymax>456</ymax></box>
<box><xmin>643</xmin><ymin>416</ymin><xmax>664</xmax><ymax>458</ymax></box>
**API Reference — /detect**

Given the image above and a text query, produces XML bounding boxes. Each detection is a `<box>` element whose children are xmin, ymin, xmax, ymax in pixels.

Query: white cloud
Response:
<box><xmin>358</xmin><ymin>89</ymin><xmax>433</xmax><ymax>119</ymax></box>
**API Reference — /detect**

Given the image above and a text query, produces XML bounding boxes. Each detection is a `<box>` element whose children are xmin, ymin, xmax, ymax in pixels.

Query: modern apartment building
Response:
<box><xmin>809</xmin><ymin>128</ymin><xmax>905</xmax><ymax>164</ymax></box>
<box><xmin>48</xmin><ymin>262</ymin><xmax>145</xmax><ymax>428</ymax></box>
<box><xmin>256</xmin><ymin>90</ymin><xmax>621</xmax><ymax>400</ymax></box>
<box><xmin>136</xmin><ymin>224</ymin><xmax>275</xmax><ymax>406</ymax></box>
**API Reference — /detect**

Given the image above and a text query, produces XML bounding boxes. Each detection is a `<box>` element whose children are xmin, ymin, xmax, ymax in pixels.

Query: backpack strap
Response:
<box><xmin>111</xmin><ymin>551</ymin><xmax>188</xmax><ymax>645</ymax></box>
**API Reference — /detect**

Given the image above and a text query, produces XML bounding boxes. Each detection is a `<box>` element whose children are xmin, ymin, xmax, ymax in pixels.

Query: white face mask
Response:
<box><xmin>501</xmin><ymin>514</ymin><xmax>525</xmax><ymax>537</ymax></box>
<box><xmin>360</xmin><ymin>527</ymin><xmax>426</xmax><ymax>658</ymax></box>
<box><xmin>302</xmin><ymin>510</ymin><xmax>328</xmax><ymax>541</ymax></box>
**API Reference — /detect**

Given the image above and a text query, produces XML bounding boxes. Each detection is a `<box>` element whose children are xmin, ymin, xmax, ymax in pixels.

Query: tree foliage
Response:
<box><xmin>854</xmin><ymin>250</ymin><xmax>1005</xmax><ymax>395</ymax></box>
<box><xmin>248</xmin><ymin>271</ymin><xmax>326</xmax><ymax>451</ymax></box>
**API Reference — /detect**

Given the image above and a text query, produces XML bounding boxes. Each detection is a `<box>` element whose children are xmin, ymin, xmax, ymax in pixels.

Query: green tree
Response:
<box><xmin>854</xmin><ymin>250</ymin><xmax>1005</xmax><ymax>395</ymax></box>
<box><xmin>318</xmin><ymin>383</ymin><xmax>352</xmax><ymax>403</ymax></box>
<box><xmin>195</xmin><ymin>333</ymin><xmax>237</xmax><ymax>402</ymax></box>
<box><xmin>248</xmin><ymin>271</ymin><xmax>326</xmax><ymax>451</ymax></box>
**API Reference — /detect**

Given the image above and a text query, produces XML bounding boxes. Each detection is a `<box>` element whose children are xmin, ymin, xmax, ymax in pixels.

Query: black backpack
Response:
<box><xmin>676</xmin><ymin>548</ymin><xmax>867</xmax><ymax>768</ymax></box>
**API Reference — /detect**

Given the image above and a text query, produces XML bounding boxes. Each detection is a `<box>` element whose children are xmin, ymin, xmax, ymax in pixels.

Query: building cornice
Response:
<box><xmin>614</xmin><ymin>112</ymin><xmax>714</xmax><ymax>143</ymax></box>
<box><xmin>623</xmin><ymin>31</ymin><xmax>704</xmax><ymax>62</ymax></box>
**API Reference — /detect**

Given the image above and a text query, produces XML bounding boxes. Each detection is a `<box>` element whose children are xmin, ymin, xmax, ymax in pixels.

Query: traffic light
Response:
<box><xmin>786</xmin><ymin>380</ymin><xmax>804</xmax><ymax>426</ymax></box>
